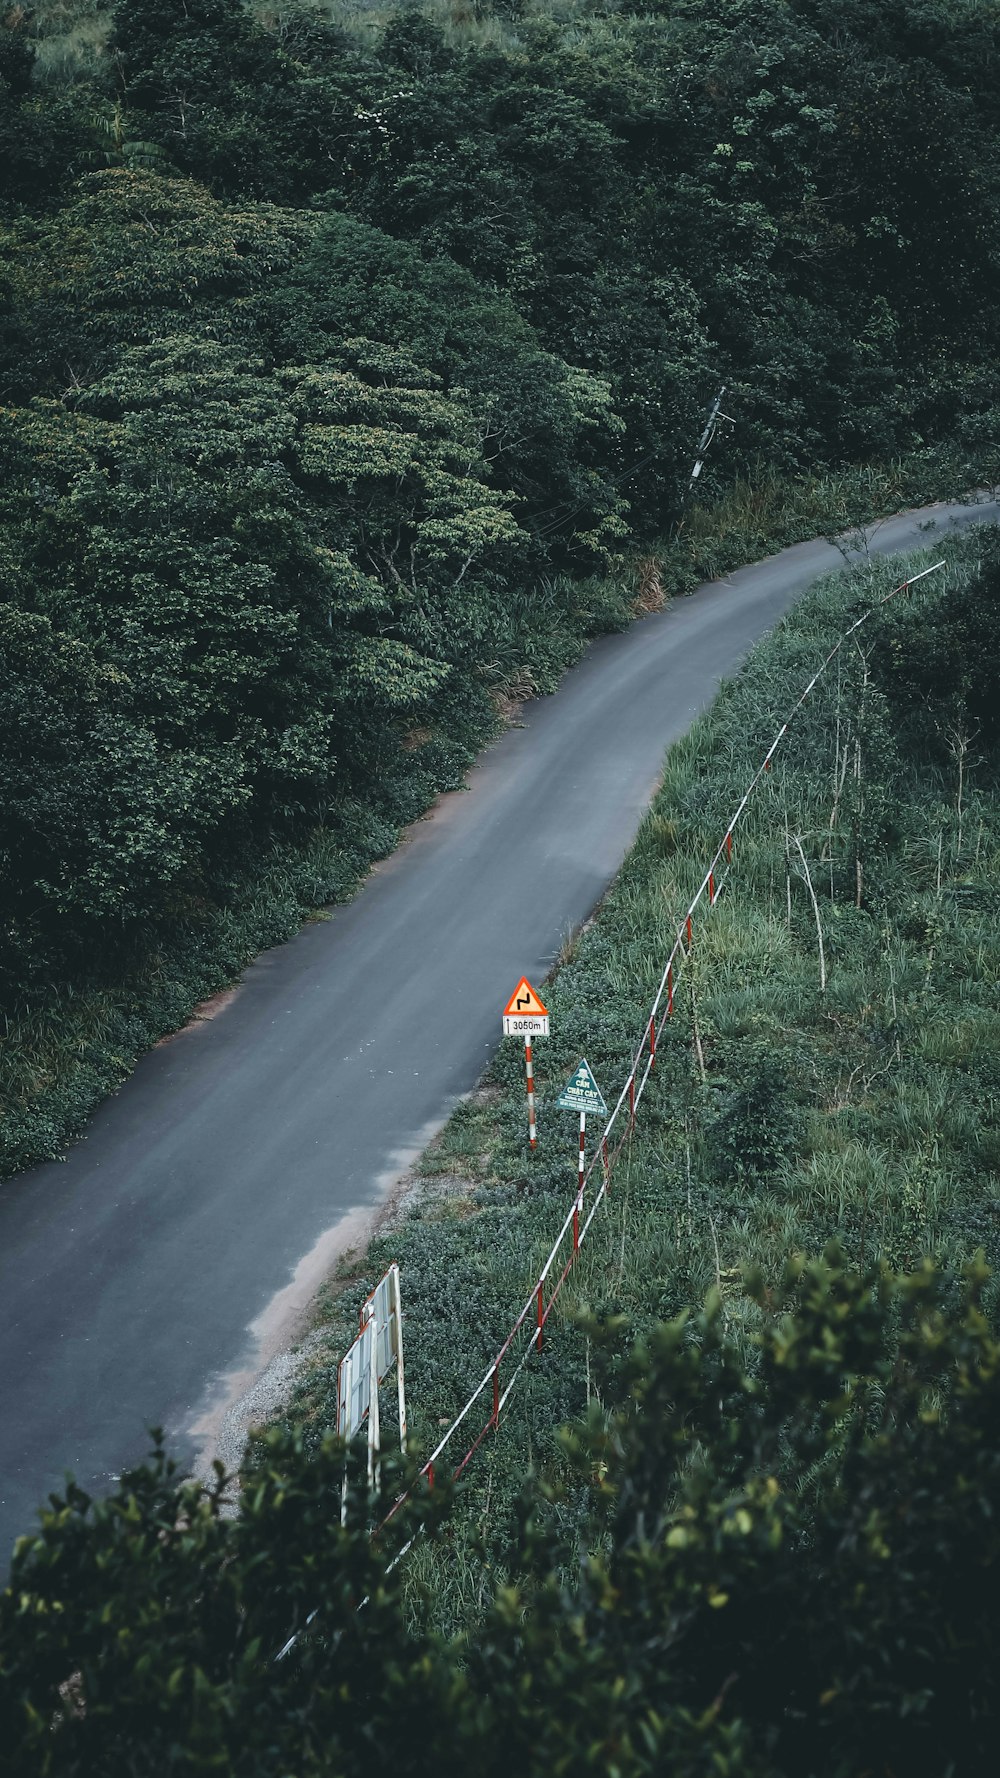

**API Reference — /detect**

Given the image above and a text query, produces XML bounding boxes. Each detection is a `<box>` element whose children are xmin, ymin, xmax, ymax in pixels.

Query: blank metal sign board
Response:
<box><xmin>337</xmin><ymin>1263</ymin><xmax>401</xmax><ymax>1439</ymax></box>
<box><xmin>362</xmin><ymin>1268</ymin><xmax>396</xmax><ymax>1382</ymax></box>
<box><xmin>337</xmin><ymin>1320</ymin><xmax>373</xmax><ymax>1442</ymax></box>
<box><xmin>502</xmin><ymin>976</ymin><xmax>549</xmax><ymax>1037</ymax></box>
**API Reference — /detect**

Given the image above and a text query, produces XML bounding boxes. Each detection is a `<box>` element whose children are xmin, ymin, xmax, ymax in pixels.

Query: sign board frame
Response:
<box><xmin>336</xmin><ymin>1262</ymin><xmax>407</xmax><ymax>1492</ymax></box>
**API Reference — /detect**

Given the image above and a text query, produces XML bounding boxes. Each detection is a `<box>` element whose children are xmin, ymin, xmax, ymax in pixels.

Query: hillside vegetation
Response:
<box><xmin>3</xmin><ymin>0</ymin><xmax>1000</xmax><ymax>1169</ymax></box>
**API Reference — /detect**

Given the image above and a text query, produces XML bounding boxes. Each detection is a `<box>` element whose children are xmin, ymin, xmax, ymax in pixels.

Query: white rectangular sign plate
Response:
<box><xmin>503</xmin><ymin>1013</ymin><xmax>550</xmax><ymax>1037</ymax></box>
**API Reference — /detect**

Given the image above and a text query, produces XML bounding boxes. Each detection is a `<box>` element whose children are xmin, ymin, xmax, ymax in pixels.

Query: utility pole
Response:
<box><xmin>687</xmin><ymin>385</ymin><xmax>731</xmax><ymax>491</ymax></box>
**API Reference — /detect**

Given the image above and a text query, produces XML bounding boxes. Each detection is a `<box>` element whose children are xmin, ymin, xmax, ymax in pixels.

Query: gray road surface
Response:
<box><xmin>1</xmin><ymin>499</ymin><xmax>995</xmax><ymax>1562</ymax></box>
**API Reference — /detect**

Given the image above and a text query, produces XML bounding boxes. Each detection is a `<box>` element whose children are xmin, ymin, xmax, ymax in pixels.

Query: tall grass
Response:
<box><xmin>25</xmin><ymin>0</ymin><xmax>110</xmax><ymax>84</ymax></box>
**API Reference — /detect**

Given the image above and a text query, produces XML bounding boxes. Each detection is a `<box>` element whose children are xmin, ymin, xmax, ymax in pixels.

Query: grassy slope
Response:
<box><xmin>277</xmin><ymin>521</ymin><xmax>1000</xmax><ymax>1633</ymax></box>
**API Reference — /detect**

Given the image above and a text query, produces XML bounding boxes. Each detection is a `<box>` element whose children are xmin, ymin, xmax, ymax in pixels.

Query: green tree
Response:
<box><xmin>0</xmin><ymin>8</ymin><xmax>82</xmax><ymax>213</ymax></box>
<box><xmin>261</xmin><ymin>210</ymin><xmax>628</xmax><ymax>567</ymax></box>
<box><xmin>109</xmin><ymin>0</ymin><xmax>371</xmax><ymax>202</ymax></box>
<box><xmin>0</xmin><ymin>169</ymin><xmax>310</xmax><ymax>398</ymax></box>
<box><xmin>0</xmin><ymin>604</ymin><xmax>249</xmax><ymax>988</ymax></box>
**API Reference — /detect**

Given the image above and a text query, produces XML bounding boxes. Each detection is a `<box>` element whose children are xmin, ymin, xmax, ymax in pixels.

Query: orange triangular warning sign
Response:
<box><xmin>503</xmin><ymin>977</ymin><xmax>548</xmax><ymax>1018</ymax></box>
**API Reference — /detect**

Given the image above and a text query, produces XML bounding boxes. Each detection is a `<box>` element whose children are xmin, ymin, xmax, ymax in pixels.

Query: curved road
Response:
<box><xmin>1</xmin><ymin>499</ymin><xmax>995</xmax><ymax>1560</ymax></box>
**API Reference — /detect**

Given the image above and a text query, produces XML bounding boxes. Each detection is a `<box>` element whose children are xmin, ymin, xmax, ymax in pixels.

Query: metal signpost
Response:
<box><xmin>337</xmin><ymin>1262</ymin><xmax>406</xmax><ymax>1498</ymax></box>
<box><xmin>502</xmin><ymin>977</ymin><xmax>549</xmax><ymax>1150</ymax></box>
<box><xmin>556</xmin><ymin>1060</ymin><xmax>607</xmax><ymax>1249</ymax></box>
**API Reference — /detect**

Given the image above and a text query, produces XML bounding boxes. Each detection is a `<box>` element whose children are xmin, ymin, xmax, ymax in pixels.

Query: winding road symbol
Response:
<box><xmin>503</xmin><ymin>978</ymin><xmax>547</xmax><ymax>1019</ymax></box>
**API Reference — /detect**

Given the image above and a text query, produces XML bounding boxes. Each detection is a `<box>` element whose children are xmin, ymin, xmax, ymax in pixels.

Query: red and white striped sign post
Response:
<box><xmin>525</xmin><ymin>1034</ymin><xmax>537</xmax><ymax>1149</ymax></box>
<box><xmin>573</xmin><ymin>1111</ymin><xmax>586</xmax><ymax>1249</ymax></box>
<box><xmin>502</xmin><ymin>978</ymin><xmax>550</xmax><ymax>1150</ymax></box>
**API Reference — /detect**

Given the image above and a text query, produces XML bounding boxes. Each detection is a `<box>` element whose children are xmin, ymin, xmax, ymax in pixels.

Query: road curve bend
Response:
<box><xmin>1</xmin><ymin>498</ymin><xmax>996</xmax><ymax>1560</ymax></box>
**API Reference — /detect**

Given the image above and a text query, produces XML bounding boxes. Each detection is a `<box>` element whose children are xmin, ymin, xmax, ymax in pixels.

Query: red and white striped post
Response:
<box><xmin>524</xmin><ymin>1035</ymin><xmax>537</xmax><ymax>1149</ymax></box>
<box><xmin>573</xmin><ymin>1111</ymin><xmax>586</xmax><ymax>1252</ymax></box>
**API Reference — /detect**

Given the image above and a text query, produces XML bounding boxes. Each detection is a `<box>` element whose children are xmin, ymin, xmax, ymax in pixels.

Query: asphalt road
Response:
<box><xmin>1</xmin><ymin>498</ymin><xmax>995</xmax><ymax>1563</ymax></box>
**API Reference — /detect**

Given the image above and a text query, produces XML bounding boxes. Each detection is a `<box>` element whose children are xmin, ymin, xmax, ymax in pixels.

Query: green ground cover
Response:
<box><xmin>278</xmin><ymin>521</ymin><xmax>1000</xmax><ymax>1630</ymax></box>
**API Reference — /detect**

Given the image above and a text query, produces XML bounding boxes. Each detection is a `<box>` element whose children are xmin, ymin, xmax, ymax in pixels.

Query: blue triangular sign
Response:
<box><xmin>556</xmin><ymin>1059</ymin><xmax>607</xmax><ymax>1117</ymax></box>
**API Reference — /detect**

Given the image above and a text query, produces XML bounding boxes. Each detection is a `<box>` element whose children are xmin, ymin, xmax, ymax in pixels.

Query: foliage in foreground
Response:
<box><xmin>2</xmin><ymin>1252</ymin><xmax>998</xmax><ymax>1776</ymax></box>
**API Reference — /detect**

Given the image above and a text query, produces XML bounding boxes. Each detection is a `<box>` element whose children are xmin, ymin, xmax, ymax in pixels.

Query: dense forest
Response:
<box><xmin>3</xmin><ymin>0</ymin><xmax>1000</xmax><ymax>1169</ymax></box>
